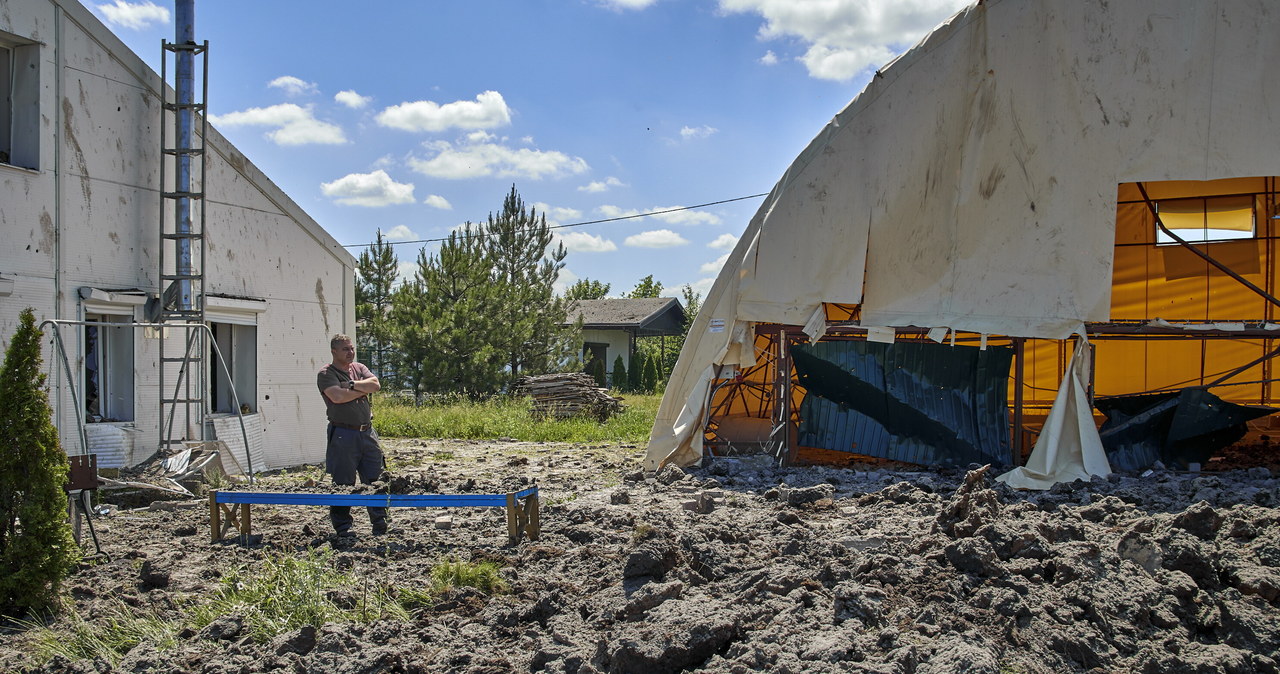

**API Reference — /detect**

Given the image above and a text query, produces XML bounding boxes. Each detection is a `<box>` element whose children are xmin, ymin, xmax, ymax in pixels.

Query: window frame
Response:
<box><xmin>1154</xmin><ymin>194</ymin><xmax>1257</xmax><ymax>246</ymax></box>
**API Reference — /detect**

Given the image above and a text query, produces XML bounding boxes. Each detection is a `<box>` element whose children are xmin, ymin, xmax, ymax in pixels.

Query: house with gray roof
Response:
<box><xmin>566</xmin><ymin>298</ymin><xmax>685</xmax><ymax>385</ymax></box>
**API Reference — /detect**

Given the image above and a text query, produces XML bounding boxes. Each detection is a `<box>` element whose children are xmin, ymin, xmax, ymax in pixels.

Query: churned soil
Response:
<box><xmin>2</xmin><ymin>437</ymin><xmax>1279</xmax><ymax>673</ymax></box>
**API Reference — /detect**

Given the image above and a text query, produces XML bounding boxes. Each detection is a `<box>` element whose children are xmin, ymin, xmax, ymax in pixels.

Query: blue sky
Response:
<box><xmin>91</xmin><ymin>0</ymin><xmax>969</xmax><ymax>300</ymax></box>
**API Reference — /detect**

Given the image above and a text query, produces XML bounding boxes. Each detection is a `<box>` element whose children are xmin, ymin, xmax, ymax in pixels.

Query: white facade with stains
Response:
<box><xmin>0</xmin><ymin>0</ymin><xmax>356</xmax><ymax>470</ymax></box>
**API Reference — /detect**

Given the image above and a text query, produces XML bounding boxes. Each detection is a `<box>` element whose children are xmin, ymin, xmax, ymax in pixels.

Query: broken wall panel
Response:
<box><xmin>792</xmin><ymin>340</ymin><xmax>1013</xmax><ymax>467</ymax></box>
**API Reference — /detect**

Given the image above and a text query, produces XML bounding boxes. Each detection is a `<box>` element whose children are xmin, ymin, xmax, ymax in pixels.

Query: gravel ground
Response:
<box><xmin>2</xmin><ymin>437</ymin><xmax>1279</xmax><ymax>673</ymax></box>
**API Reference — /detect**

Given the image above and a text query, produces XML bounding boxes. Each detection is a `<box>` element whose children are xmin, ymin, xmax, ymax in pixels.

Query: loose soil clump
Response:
<box><xmin>2</xmin><ymin>438</ymin><xmax>1279</xmax><ymax>673</ymax></box>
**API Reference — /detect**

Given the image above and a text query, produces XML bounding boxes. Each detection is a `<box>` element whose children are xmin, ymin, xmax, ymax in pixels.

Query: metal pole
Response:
<box><xmin>174</xmin><ymin>0</ymin><xmax>195</xmax><ymax>312</ymax></box>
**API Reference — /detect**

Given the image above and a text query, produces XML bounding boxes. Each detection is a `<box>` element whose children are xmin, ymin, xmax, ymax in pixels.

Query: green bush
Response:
<box><xmin>589</xmin><ymin>357</ymin><xmax>607</xmax><ymax>388</ymax></box>
<box><xmin>628</xmin><ymin>352</ymin><xmax>643</xmax><ymax>392</ymax></box>
<box><xmin>642</xmin><ymin>354</ymin><xmax>659</xmax><ymax>393</ymax></box>
<box><xmin>611</xmin><ymin>355</ymin><xmax>626</xmax><ymax>391</ymax></box>
<box><xmin>0</xmin><ymin>308</ymin><xmax>79</xmax><ymax>617</ymax></box>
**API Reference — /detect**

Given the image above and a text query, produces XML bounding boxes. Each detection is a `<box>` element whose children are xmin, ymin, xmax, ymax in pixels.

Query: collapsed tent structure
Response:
<box><xmin>644</xmin><ymin>0</ymin><xmax>1280</xmax><ymax>483</ymax></box>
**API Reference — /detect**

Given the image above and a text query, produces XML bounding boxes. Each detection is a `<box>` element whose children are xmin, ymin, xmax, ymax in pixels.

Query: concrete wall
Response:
<box><xmin>0</xmin><ymin>0</ymin><xmax>355</xmax><ymax>470</ymax></box>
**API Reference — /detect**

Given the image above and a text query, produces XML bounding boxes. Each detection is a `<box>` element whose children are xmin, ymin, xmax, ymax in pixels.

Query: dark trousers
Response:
<box><xmin>325</xmin><ymin>425</ymin><xmax>387</xmax><ymax>533</ymax></box>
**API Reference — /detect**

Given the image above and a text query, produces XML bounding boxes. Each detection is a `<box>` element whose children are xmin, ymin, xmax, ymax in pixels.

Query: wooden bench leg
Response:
<box><xmin>506</xmin><ymin>492</ymin><xmax>518</xmax><ymax>545</ymax></box>
<box><xmin>210</xmin><ymin>492</ymin><xmax>220</xmax><ymax>542</ymax></box>
<box><xmin>210</xmin><ymin>491</ymin><xmax>252</xmax><ymax>542</ymax></box>
<box><xmin>525</xmin><ymin>492</ymin><xmax>540</xmax><ymax>541</ymax></box>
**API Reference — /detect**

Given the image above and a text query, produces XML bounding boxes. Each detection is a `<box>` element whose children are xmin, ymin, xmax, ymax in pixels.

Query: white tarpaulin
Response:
<box><xmin>645</xmin><ymin>0</ymin><xmax>1280</xmax><ymax>472</ymax></box>
<box><xmin>996</xmin><ymin>338</ymin><xmax>1111</xmax><ymax>489</ymax></box>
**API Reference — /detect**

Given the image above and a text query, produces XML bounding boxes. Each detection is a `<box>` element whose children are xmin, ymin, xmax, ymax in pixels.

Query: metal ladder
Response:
<box><xmin>157</xmin><ymin>34</ymin><xmax>210</xmax><ymax>453</ymax></box>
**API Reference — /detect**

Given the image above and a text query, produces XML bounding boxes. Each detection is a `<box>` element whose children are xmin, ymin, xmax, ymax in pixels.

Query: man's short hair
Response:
<box><xmin>330</xmin><ymin>334</ymin><xmax>353</xmax><ymax>349</ymax></box>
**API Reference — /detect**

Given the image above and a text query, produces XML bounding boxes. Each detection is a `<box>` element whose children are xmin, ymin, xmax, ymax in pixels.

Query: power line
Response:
<box><xmin>339</xmin><ymin>192</ymin><xmax>770</xmax><ymax>249</ymax></box>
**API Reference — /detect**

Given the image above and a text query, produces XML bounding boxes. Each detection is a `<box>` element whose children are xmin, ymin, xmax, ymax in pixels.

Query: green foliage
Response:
<box><xmin>429</xmin><ymin>558</ymin><xmax>509</xmax><ymax>595</ymax></box>
<box><xmin>627</xmin><ymin>351</ymin><xmax>644</xmax><ymax>393</ymax></box>
<box><xmin>626</xmin><ymin>274</ymin><xmax>663</xmax><ymax>299</ymax></box>
<box><xmin>189</xmin><ymin>548</ymin><xmax>407</xmax><ymax>643</ymax></box>
<box><xmin>564</xmin><ymin>278</ymin><xmax>611</xmax><ymax>300</ymax></box>
<box><xmin>24</xmin><ymin>600</ymin><xmax>178</xmax><ymax>667</ymax></box>
<box><xmin>642</xmin><ymin>352</ymin><xmax>659</xmax><ymax>393</ymax></box>
<box><xmin>372</xmin><ymin>392</ymin><xmax>662</xmax><ymax>444</ymax></box>
<box><xmin>611</xmin><ymin>355</ymin><xmax>626</xmax><ymax>390</ymax></box>
<box><xmin>355</xmin><ymin>230</ymin><xmax>400</xmax><ymax>380</ymax></box>
<box><xmin>0</xmin><ymin>308</ymin><xmax>79</xmax><ymax>617</ymax></box>
<box><xmin>391</xmin><ymin>224</ymin><xmax>504</xmax><ymax>396</ymax></box>
<box><xmin>486</xmin><ymin>186</ymin><xmax>578</xmax><ymax>379</ymax></box>
<box><xmin>387</xmin><ymin>186</ymin><xmax>578</xmax><ymax>395</ymax></box>
<box><xmin>589</xmin><ymin>357</ymin><xmax>607</xmax><ymax>388</ymax></box>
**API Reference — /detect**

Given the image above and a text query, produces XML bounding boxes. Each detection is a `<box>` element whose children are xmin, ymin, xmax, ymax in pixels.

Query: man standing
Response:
<box><xmin>317</xmin><ymin>334</ymin><xmax>388</xmax><ymax>536</ymax></box>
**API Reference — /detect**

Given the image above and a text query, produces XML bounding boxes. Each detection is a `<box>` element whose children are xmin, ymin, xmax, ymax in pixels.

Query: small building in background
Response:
<box><xmin>566</xmin><ymin>298</ymin><xmax>686</xmax><ymax>385</ymax></box>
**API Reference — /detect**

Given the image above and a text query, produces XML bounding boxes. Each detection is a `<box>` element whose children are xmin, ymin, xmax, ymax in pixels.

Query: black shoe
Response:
<box><xmin>372</xmin><ymin>523</ymin><xmax>389</xmax><ymax>536</ymax></box>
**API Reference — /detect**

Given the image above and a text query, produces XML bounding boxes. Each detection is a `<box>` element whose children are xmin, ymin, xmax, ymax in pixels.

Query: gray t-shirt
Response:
<box><xmin>317</xmin><ymin>362</ymin><xmax>374</xmax><ymax>426</ymax></box>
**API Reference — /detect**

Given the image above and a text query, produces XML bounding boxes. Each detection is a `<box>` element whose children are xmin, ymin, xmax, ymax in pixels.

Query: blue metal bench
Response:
<box><xmin>209</xmin><ymin>487</ymin><xmax>540</xmax><ymax>544</ymax></box>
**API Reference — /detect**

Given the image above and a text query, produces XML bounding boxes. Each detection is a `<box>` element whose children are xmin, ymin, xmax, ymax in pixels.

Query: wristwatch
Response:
<box><xmin>346</xmin><ymin>380</ymin><xmax>357</xmax><ymax>390</ymax></box>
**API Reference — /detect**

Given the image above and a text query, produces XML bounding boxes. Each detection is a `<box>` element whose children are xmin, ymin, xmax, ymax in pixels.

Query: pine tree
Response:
<box><xmin>0</xmin><ymin>308</ymin><xmax>79</xmax><ymax>616</ymax></box>
<box><xmin>355</xmin><ymin>230</ymin><xmax>399</xmax><ymax>382</ymax></box>
<box><xmin>611</xmin><ymin>355</ymin><xmax>626</xmax><ymax>391</ymax></box>
<box><xmin>485</xmin><ymin>186</ymin><xmax>577</xmax><ymax>381</ymax></box>
<box><xmin>390</xmin><ymin>227</ymin><xmax>504</xmax><ymax>396</ymax></box>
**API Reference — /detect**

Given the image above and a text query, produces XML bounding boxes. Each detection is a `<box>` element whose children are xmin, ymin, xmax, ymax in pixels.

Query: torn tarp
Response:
<box><xmin>1097</xmin><ymin>389</ymin><xmax>1276</xmax><ymax>471</ymax></box>
<box><xmin>792</xmin><ymin>340</ymin><xmax>1013</xmax><ymax>467</ymax></box>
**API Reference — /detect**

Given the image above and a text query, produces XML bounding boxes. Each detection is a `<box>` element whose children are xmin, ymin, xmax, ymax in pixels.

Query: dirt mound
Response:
<box><xmin>3</xmin><ymin>439</ymin><xmax>1278</xmax><ymax>673</ymax></box>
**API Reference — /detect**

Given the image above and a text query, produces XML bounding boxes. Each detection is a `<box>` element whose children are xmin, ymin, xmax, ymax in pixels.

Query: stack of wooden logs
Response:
<box><xmin>513</xmin><ymin>372</ymin><xmax>626</xmax><ymax>421</ymax></box>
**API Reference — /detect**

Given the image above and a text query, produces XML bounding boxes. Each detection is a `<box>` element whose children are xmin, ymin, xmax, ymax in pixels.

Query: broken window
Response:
<box><xmin>210</xmin><ymin>321</ymin><xmax>257</xmax><ymax>414</ymax></box>
<box><xmin>1155</xmin><ymin>195</ymin><xmax>1255</xmax><ymax>244</ymax></box>
<box><xmin>0</xmin><ymin>32</ymin><xmax>40</xmax><ymax>170</ymax></box>
<box><xmin>85</xmin><ymin>314</ymin><xmax>135</xmax><ymax>422</ymax></box>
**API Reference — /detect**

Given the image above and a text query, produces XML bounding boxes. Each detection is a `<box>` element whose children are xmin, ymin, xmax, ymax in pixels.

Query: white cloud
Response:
<box><xmin>96</xmin><ymin>1</ymin><xmax>168</xmax><ymax>30</ymax></box>
<box><xmin>533</xmin><ymin>203</ymin><xmax>583</xmax><ymax>224</ymax></box>
<box><xmin>556</xmin><ymin>232</ymin><xmax>618</xmax><ymax>253</ymax></box>
<box><xmin>210</xmin><ymin>104</ymin><xmax>347</xmax><ymax>145</ymax></box>
<box><xmin>383</xmin><ymin>225</ymin><xmax>419</xmax><ymax>241</ymax></box>
<box><xmin>596</xmin><ymin>0</ymin><xmax>658</xmax><ymax>10</ymax></box>
<box><xmin>335</xmin><ymin>90</ymin><xmax>372</xmax><ymax>109</ymax></box>
<box><xmin>268</xmin><ymin>75</ymin><xmax>318</xmax><ymax>97</ymax></box>
<box><xmin>625</xmin><ymin>229</ymin><xmax>689</xmax><ymax>248</ymax></box>
<box><xmin>679</xmin><ymin>125</ymin><xmax>718</xmax><ymax>140</ymax></box>
<box><xmin>689</xmin><ymin>276</ymin><xmax>716</xmax><ymax>298</ymax></box>
<box><xmin>708</xmin><ymin>233</ymin><xmax>739</xmax><ymax>250</ymax></box>
<box><xmin>578</xmin><ymin>177</ymin><xmax>625</xmax><ymax>193</ymax></box>
<box><xmin>598</xmin><ymin>204</ymin><xmax>721</xmax><ymax>226</ymax></box>
<box><xmin>760</xmin><ymin>50</ymin><xmax>779</xmax><ymax>65</ymax></box>
<box><xmin>700</xmin><ymin>253</ymin><xmax>731</xmax><ymax>275</ymax></box>
<box><xmin>423</xmin><ymin>194</ymin><xmax>453</xmax><ymax>210</ymax></box>
<box><xmin>408</xmin><ymin>137</ymin><xmax>589</xmax><ymax>180</ymax></box>
<box><xmin>320</xmin><ymin>170</ymin><xmax>415</xmax><ymax>207</ymax></box>
<box><xmin>377</xmin><ymin>91</ymin><xmax>512</xmax><ymax>132</ymax></box>
<box><xmin>718</xmin><ymin>0</ymin><xmax>969</xmax><ymax>81</ymax></box>
<box><xmin>554</xmin><ymin>268</ymin><xmax>580</xmax><ymax>296</ymax></box>
<box><xmin>395</xmin><ymin>260</ymin><xmax>420</xmax><ymax>287</ymax></box>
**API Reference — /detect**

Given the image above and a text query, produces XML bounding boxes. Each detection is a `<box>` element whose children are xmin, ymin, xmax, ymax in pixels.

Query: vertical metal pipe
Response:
<box><xmin>174</xmin><ymin>0</ymin><xmax>194</xmax><ymax>311</ymax></box>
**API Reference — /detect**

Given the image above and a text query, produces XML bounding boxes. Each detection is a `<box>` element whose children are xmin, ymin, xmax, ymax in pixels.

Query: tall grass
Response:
<box><xmin>373</xmin><ymin>392</ymin><xmax>662</xmax><ymax>444</ymax></box>
<box><xmin>18</xmin><ymin>551</ymin><xmax>511</xmax><ymax>668</ymax></box>
<box><xmin>189</xmin><ymin>548</ymin><xmax>408</xmax><ymax>642</ymax></box>
<box><xmin>24</xmin><ymin>600</ymin><xmax>178</xmax><ymax>666</ymax></box>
